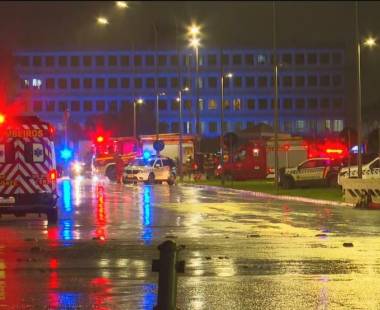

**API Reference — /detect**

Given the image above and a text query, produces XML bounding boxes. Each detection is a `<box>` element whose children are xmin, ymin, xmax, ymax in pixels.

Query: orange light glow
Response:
<box><xmin>96</xmin><ymin>136</ymin><xmax>104</xmax><ymax>143</ymax></box>
<box><xmin>0</xmin><ymin>114</ymin><xmax>5</xmax><ymax>124</ymax></box>
<box><xmin>49</xmin><ymin>169</ymin><xmax>57</xmax><ymax>181</ymax></box>
<box><xmin>326</xmin><ymin>148</ymin><xmax>343</xmax><ymax>154</ymax></box>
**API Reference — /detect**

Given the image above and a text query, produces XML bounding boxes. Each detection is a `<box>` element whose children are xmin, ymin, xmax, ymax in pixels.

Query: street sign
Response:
<box><xmin>153</xmin><ymin>140</ymin><xmax>165</xmax><ymax>152</ymax></box>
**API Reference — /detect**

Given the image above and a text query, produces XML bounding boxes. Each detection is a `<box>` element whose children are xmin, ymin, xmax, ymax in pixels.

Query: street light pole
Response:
<box><xmin>273</xmin><ymin>1</ymin><xmax>280</xmax><ymax>192</ymax></box>
<box><xmin>356</xmin><ymin>1</ymin><xmax>363</xmax><ymax>178</ymax></box>
<box><xmin>220</xmin><ymin>75</ymin><xmax>225</xmax><ymax>186</ymax></box>
<box><xmin>179</xmin><ymin>90</ymin><xmax>183</xmax><ymax>182</ymax></box>
<box><xmin>133</xmin><ymin>100</ymin><xmax>137</xmax><ymax>139</ymax></box>
<box><xmin>156</xmin><ymin>94</ymin><xmax>160</xmax><ymax>141</ymax></box>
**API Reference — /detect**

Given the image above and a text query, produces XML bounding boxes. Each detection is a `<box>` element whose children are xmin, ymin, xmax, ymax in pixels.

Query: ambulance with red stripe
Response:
<box><xmin>0</xmin><ymin>115</ymin><xmax>58</xmax><ymax>224</ymax></box>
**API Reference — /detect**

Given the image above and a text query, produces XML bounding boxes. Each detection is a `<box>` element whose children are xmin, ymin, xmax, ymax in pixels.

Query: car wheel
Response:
<box><xmin>46</xmin><ymin>208</ymin><xmax>58</xmax><ymax>225</ymax></box>
<box><xmin>105</xmin><ymin>165</ymin><xmax>116</xmax><ymax>182</ymax></box>
<box><xmin>327</xmin><ymin>174</ymin><xmax>338</xmax><ymax>187</ymax></box>
<box><xmin>282</xmin><ymin>176</ymin><xmax>294</xmax><ymax>189</ymax></box>
<box><xmin>148</xmin><ymin>173</ymin><xmax>155</xmax><ymax>185</ymax></box>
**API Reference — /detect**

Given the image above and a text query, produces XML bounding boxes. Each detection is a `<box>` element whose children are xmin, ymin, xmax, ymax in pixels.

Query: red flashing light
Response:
<box><xmin>0</xmin><ymin>114</ymin><xmax>5</xmax><ymax>124</ymax></box>
<box><xmin>49</xmin><ymin>169</ymin><xmax>57</xmax><ymax>181</ymax></box>
<box><xmin>96</xmin><ymin>136</ymin><xmax>105</xmax><ymax>143</ymax></box>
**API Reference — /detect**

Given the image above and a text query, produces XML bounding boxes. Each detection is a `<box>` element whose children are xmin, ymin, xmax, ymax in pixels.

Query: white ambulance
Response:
<box><xmin>0</xmin><ymin>115</ymin><xmax>58</xmax><ymax>224</ymax></box>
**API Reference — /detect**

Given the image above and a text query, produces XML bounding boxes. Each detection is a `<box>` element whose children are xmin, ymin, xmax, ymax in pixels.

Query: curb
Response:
<box><xmin>181</xmin><ymin>183</ymin><xmax>354</xmax><ymax>208</ymax></box>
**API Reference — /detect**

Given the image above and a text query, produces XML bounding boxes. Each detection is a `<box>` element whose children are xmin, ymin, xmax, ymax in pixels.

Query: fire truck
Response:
<box><xmin>218</xmin><ymin>135</ymin><xmax>309</xmax><ymax>180</ymax></box>
<box><xmin>92</xmin><ymin>135</ymin><xmax>141</xmax><ymax>181</ymax></box>
<box><xmin>218</xmin><ymin>135</ymin><xmax>348</xmax><ymax>181</ymax></box>
<box><xmin>0</xmin><ymin>115</ymin><xmax>58</xmax><ymax>224</ymax></box>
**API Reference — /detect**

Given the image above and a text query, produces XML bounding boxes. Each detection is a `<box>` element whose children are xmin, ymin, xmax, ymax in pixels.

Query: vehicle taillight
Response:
<box><xmin>0</xmin><ymin>114</ymin><xmax>5</xmax><ymax>124</ymax></box>
<box><xmin>49</xmin><ymin>169</ymin><xmax>57</xmax><ymax>181</ymax></box>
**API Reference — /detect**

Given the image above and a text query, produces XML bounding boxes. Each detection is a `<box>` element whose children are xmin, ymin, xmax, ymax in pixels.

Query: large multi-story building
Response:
<box><xmin>14</xmin><ymin>48</ymin><xmax>346</xmax><ymax>138</ymax></box>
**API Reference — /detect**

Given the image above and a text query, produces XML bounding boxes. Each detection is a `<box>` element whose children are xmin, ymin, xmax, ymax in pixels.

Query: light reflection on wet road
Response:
<box><xmin>0</xmin><ymin>178</ymin><xmax>380</xmax><ymax>309</ymax></box>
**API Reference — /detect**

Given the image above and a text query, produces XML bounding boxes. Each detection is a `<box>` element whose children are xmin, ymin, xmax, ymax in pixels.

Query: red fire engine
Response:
<box><xmin>217</xmin><ymin>135</ymin><xmax>348</xmax><ymax>181</ymax></box>
<box><xmin>92</xmin><ymin>135</ymin><xmax>141</xmax><ymax>181</ymax></box>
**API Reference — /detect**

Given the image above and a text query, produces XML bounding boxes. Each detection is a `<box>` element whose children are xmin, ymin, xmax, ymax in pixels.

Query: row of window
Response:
<box><xmin>158</xmin><ymin>119</ymin><xmax>344</xmax><ymax>134</ymax></box>
<box><xmin>31</xmin><ymin>97</ymin><xmax>344</xmax><ymax>113</ymax></box>
<box><xmin>22</xmin><ymin>73</ymin><xmax>343</xmax><ymax>91</ymax></box>
<box><xmin>16</xmin><ymin>51</ymin><xmax>343</xmax><ymax>68</ymax></box>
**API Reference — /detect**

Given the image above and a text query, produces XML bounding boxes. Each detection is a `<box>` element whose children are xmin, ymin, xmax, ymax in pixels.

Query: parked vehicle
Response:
<box><xmin>338</xmin><ymin>157</ymin><xmax>380</xmax><ymax>185</ymax></box>
<box><xmin>123</xmin><ymin>156</ymin><xmax>176</xmax><ymax>185</ymax></box>
<box><xmin>0</xmin><ymin>116</ymin><xmax>58</xmax><ymax>224</ymax></box>
<box><xmin>279</xmin><ymin>157</ymin><xmax>343</xmax><ymax>189</ymax></box>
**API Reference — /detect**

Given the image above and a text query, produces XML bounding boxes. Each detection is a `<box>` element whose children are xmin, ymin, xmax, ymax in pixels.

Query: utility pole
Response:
<box><xmin>273</xmin><ymin>1</ymin><xmax>280</xmax><ymax>192</ymax></box>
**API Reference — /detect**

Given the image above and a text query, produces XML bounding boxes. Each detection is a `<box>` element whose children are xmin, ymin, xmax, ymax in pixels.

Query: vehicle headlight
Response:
<box><xmin>72</xmin><ymin>162</ymin><xmax>83</xmax><ymax>174</ymax></box>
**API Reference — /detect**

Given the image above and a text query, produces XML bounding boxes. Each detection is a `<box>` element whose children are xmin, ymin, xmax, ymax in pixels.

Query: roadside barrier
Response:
<box><xmin>340</xmin><ymin>178</ymin><xmax>380</xmax><ymax>205</ymax></box>
<box><xmin>152</xmin><ymin>240</ymin><xmax>185</xmax><ymax>310</ymax></box>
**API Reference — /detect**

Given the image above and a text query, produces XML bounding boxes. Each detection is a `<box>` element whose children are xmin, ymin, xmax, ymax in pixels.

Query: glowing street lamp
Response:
<box><xmin>178</xmin><ymin>87</ymin><xmax>190</xmax><ymax>181</ymax></box>
<box><xmin>364</xmin><ymin>36</ymin><xmax>377</xmax><ymax>48</ymax></box>
<box><xmin>97</xmin><ymin>16</ymin><xmax>109</xmax><ymax>25</ymax></box>
<box><xmin>188</xmin><ymin>24</ymin><xmax>200</xmax><ymax>37</ymax></box>
<box><xmin>116</xmin><ymin>1</ymin><xmax>128</xmax><ymax>9</ymax></box>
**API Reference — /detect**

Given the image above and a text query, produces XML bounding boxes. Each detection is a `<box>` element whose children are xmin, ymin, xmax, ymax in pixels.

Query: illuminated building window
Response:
<box><xmin>235</xmin><ymin>121</ymin><xmax>242</xmax><ymax>131</ymax></box>
<box><xmin>198</xmin><ymin>98</ymin><xmax>204</xmax><ymax>111</ymax></box>
<box><xmin>257</xmin><ymin>54</ymin><xmax>267</xmax><ymax>64</ymax></box>
<box><xmin>208</xmin><ymin>99</ymin><xmax>217</xmax><ymax>110</ymax></box>
<box><xmin>58</xmin><ymin>56</ymin><xmax>67</xmax><ymax>67</ymax></box>
<box><xmin>234</xmin><ymin>76</ymin><xmax>242</xmax><ymax>88</ymax></box>
<box><xmin>33</xmin><ymin>56</ymin><xmax>42</xmax><ymax>66</ymax></box>
<box><xmin>333</xmin><ymin>120</ymin><xmax>343</xmax><ymax>132</ymax></box>
<box><xmin>21</xmin><ymin>79</ymin><xmax>29</xmax><ymax>89</ymax></box>
<box><xmin>32</xmin><ymin>78</ymin><xmax>42</xmax><ymax>89</ymax></box>
<box><xmin>171</xmin><ymin>77</ymin><xmax>179</xmax><ymax>88</ymax></box>
<box><xmin>295</xmin><ymin>120</ymin><xmax>305</xmax><ymax>131</ymax></box>
<box><xmin>258</xmin><ymin>76</ymin><xmax>267</xmax><ymax>88</ymax></box>
<box><xmin>283</xmin><ymin>98</ymin><xmax>292</xmax><ymax>110</ymax></box>
<box><xmin>221</xmin><ymin>54</ymin><xmax>229</xmax><ymax>65</ymax></box>
<box><xmin>223</xmin><ymin>99</ymin><xmax>230</xmax><ymax>110</ymax></box>
<box><xmin>233</xmin><ymin>98</ymin><xmax>241</xmax><ymax>111</ymax></box>
<box><xmin>83</xmin><ymin>78</ymin><xmax>92</xmax><ymax>89</ymax></box>
<box><xmin>325</xmin><ymin>120</ymin><xmax>331</xmax><ymax>130</ymax></box>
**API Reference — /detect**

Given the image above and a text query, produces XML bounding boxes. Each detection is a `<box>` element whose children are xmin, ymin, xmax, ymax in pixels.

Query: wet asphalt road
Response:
<box><xmin>0</xmin><ymin>178</ymin><xmax>380</xmax><ymax>309</ymax></box>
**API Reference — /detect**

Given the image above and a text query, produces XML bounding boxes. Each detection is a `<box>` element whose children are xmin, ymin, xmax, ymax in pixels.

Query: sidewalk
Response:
<box><xmin>182</xmin><ymin>179</ymin><xmax>354</xmax><ymax>207</ymax></box>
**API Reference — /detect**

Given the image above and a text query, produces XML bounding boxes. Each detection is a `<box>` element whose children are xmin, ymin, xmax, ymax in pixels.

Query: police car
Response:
<box><xmin>0</xmin><ymin>116</ymin><xmax>58</xmax><ymax>224</ymax></box>
<box><xmin>279</xmin><ymin>158</ymin><xmax>342</xmax><ymax>189</ymax></box>
<box><xmin>123</xmin><ymin>155</ymin><xmax>176</xmax><ymax>185</ymax></box>
<box><xmin>338</xmin><ymin>157</ymin><xmax>380</xmax><ymax>185</ymax></box>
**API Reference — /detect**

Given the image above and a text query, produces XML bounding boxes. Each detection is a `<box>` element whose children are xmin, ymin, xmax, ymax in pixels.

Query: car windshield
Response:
<box><xmin>148</xmin><ymin>159</ymin><xmax>156</xmax><ymax>167</ymax></box>
<box><xmin>131</xmin><ymin>159</ymin><xmax>147</xmax><ymax>166</ymax></box>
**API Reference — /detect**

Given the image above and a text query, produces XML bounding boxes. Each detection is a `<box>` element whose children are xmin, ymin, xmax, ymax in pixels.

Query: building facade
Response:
<box><xmin>14</xmin><ymin>48</ymin><xmax>346</xmax><ymax>138</ymax></box>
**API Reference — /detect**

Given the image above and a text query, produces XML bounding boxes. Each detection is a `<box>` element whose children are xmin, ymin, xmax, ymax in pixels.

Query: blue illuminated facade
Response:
<box><xmin>15</xmin><ymin>48</ymin><xmax>346</xmax><ymax>137</ymax></box>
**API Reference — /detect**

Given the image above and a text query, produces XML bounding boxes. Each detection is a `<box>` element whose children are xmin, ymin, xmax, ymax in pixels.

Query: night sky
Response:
<box><xmin>0</xmin><ymin>1</ymin><xmax>379</xmax><ymax>119</ymax></box>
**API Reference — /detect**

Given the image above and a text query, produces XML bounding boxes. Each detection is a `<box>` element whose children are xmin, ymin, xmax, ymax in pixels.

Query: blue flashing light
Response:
<box><xmin>60</xmin><ymin>148</ymin><xmax>73</xmax><ymax>160</ymax></box>
<box><xmin>143</xmin><ymin>151</ymin><xmax>151</xmax><ymax>160</ymax></box>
